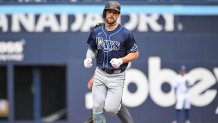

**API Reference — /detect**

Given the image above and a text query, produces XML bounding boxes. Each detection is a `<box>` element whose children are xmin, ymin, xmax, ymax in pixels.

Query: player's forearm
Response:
<box><xmin>84</xmin><ymin>49</ymin><xmax>96</xmax><ymax>68</ymax></box>
<box><xmin>86</xmin><ymin>49</ymin><xmax>96</xmax><ymax>59</ymax></box>
<box><xmin>121</xmin><ymin>51</ymin><xmax>139</xmax><ymax>64</ymax></box>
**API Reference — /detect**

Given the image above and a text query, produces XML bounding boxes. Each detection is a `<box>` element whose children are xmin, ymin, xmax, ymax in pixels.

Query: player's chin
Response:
<box><xmin>106</xmin><ymin>19</ymin><xmax>115</xmax><ymax>24</ymax></box>
<box><xmin>109</xmin><ymin>22</ymin><xmax>117</xmax><ymax>26</ymax></box>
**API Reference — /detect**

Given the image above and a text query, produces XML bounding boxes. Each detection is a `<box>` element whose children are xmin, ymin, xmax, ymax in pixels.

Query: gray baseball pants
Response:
<box><xmin>92</xmin><ymin>67</ymin><xmax>125</xmax><ymax>115</ymax></box>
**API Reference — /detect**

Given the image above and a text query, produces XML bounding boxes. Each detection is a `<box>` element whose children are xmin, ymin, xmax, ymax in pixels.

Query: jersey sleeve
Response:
<box><xmin>125</xmin><ymin>31</ymin><xmax>138</xmax><ymax>53</ymax></box>
<box><xmin>86</xmin><ymin>30</ymin><xmax>97</xmax><ymax>51</ymax></box>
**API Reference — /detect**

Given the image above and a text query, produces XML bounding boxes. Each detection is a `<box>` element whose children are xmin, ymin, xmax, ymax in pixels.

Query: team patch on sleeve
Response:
<box><xmin>130</xmin><ymin>44</ymin><xmax>138</xmax><ymax>52</ymax></box>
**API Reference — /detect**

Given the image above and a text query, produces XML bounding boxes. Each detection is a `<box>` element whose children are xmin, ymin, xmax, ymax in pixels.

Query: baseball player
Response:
<box><xmin>172</xmin><ymin>65</ymin><xmax>195</xmax><ymax>123</ymax></box>
<box><xmin>83</xmin><ymin>1</ymin><xmax>139</xmax><ymax>123</ymax></box>
<box><xmin>84</xmin><ymin>76</ymin><xmax>134</xmax><ymax>123</ymax></box>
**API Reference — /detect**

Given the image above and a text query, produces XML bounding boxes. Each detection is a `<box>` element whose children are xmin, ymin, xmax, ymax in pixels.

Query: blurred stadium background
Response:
<box><xmin>0</xmin><ymin>0</ymin><xmax>218</xmax><ymax>123</ymax></box>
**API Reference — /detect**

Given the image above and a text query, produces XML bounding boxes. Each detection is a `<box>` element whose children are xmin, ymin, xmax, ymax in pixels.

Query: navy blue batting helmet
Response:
<box><xmin>103</xmin><ymin>1</ymin><xmax>121</xmax><ymax>18</ymax></box>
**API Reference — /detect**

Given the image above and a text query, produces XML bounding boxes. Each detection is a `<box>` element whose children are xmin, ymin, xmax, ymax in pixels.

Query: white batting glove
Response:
<box><xmin>84</xmin><ymin>58</ymin><xmax>92</xmax><ymax>68</ymax></box>
<box><xmin>110</xmin><ymin>58</ymin><xmax>123</xmax><ymax>69</ymax></box>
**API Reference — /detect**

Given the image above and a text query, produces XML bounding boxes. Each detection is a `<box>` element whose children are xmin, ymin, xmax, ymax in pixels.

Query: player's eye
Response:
<box><xmin>107</xmin><ymin>10</ymin><xmax>119</xmax><ymax>15</ymax></box>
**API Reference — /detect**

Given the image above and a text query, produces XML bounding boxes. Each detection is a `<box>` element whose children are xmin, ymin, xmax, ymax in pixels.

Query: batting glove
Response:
<box><xmin>84</xmin><ymin>58</ymin><xmax>92</xmax><ymax>68</ymax></box>
<box><xmin>110</xmin><ymin>58</ymin><xmax>123</xmax><ymax>69</ymax></box>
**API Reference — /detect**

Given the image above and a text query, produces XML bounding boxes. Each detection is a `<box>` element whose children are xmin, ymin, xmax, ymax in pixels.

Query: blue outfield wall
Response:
<box><xmin>0</xmin><ymin>4</ymin><xmax>218</xmax><ymax>123</ymax></box>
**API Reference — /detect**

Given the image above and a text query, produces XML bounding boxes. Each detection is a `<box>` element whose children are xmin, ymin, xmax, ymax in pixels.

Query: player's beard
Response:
<box><xmin>105</xmin><ymin>17</ymin><xmax>117</xmax><ymax>26</ymax></box>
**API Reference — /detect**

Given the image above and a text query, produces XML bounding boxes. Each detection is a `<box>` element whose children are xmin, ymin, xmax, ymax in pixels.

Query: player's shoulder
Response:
<box><xmin>90</xmin><ymin>23</ymin><xmax>103</xmax><ymax>36</ymax></box>
<box><xmin>120</xmin><ymin>25</ymin><xmax>129</xmax><ymax>31</ymax></box>
<box><xmin>92</xmin><ymin>23</ymin><xmax>104</xmax><ymax>31</ymax></box>
<box><xmin>184</xmin><ymin>74</ymin><xmax>191</xmax><ymax>79</ymax></box>
<box><xmin>95</xmin><ymin>23</ymin><xmax>104</xmax><ymax>28</ymax></box>
<box><xmin>174</xmin><ymin>74</ymin><xmax>181</xmax><ymax>80</ymax></box>
<box><xmin>120</xmin><ymin>25</ymin><xmax>132</xmax><ymax>35</ymax></box>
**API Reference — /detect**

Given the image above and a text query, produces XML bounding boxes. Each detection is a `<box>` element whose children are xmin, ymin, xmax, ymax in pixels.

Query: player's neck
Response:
<box><xmin>105</xmin><ymin>22</ymin><xmax>118</xmax><ymax>31</ymax></box>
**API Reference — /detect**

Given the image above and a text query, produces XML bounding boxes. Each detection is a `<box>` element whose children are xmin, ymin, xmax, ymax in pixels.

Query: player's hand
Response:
<box><xmin>87</xmin><ymin>76</ymin><xmax>94</xmax><ymax>90</ymax></box>
<box><xmin>84</xmin><ymin>58</ymin><xmax>92</xmax><ymax>68</ymax></box>
<box><xmin>110</xmin><ymin>58</ymin><xmax>123</xmax><ymax>69</ymax></box>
